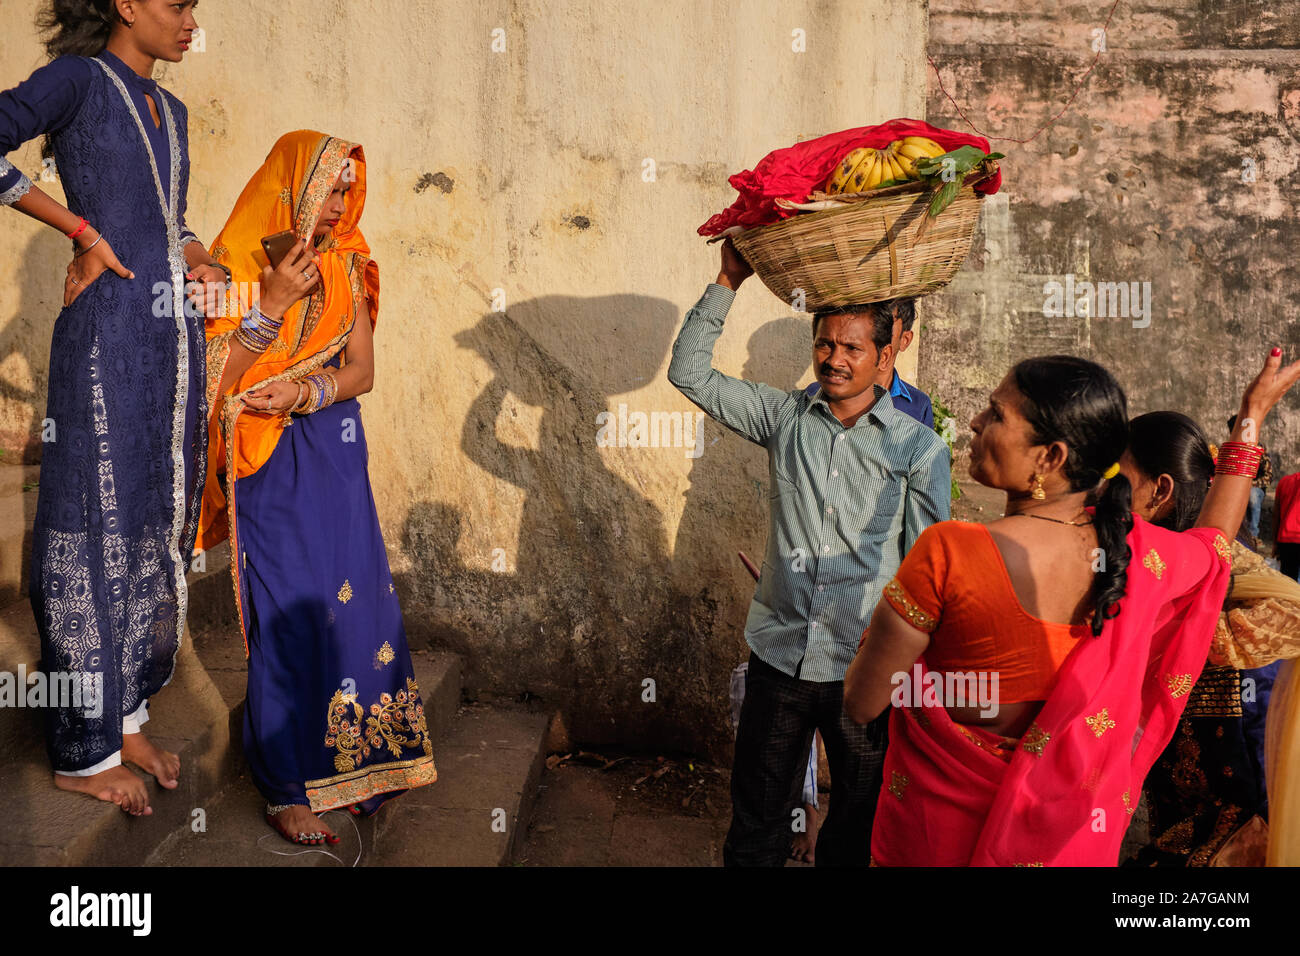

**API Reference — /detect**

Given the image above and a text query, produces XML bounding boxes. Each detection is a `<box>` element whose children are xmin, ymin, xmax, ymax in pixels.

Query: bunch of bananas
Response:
<box><xmin>824</xmin><ymin>136</ymin><xmax>946</xmax><ymax>194</ymax></box>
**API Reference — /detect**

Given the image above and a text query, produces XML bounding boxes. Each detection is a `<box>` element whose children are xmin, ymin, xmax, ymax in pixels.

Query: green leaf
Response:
<box><xmin>928</xmin><ymin>178</ymin><xmax>962</xmax><ymax>218</ymax></box>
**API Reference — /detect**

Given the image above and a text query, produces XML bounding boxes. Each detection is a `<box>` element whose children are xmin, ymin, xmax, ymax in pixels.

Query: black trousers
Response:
<box><xmin>724</xmin><ymin>652</ymin><xmax>888</xmax><ymax>866</ymax></box>
<box><xmin>1279</xmin><ymin>541</ymin><xmax>1300</xmax><ymax>582</ymax></box>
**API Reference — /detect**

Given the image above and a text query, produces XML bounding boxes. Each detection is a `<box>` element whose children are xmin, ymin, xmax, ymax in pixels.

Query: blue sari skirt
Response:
<box><xmin>233</xmin><ymin>394</ymin><xmax>436</xmax><ymax>814</ymax></box>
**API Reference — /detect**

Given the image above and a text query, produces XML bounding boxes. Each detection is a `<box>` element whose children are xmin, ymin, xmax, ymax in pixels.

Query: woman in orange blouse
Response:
<box><xmin>844</xmin><ymin>351</ymin><xmax>1300</xmax><ymax>865</ymax></box>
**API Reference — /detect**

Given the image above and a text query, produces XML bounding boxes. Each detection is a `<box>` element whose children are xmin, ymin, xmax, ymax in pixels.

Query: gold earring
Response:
<box><xmin>1030</xmin><ymin>473</ymin><xmax>1046</xmax><ymax>500</ymax></box>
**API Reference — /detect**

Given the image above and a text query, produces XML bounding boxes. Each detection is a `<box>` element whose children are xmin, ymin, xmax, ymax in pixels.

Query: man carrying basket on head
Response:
<box><xmin>669</xmin><ymin>240</ymin><xmax>951</xmax><ymax>866</ymax></box>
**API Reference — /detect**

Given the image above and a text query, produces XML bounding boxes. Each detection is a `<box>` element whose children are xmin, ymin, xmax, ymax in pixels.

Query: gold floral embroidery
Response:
<box><xmin>375</xmin><ymin>641</ymin><xmax>395</xmax><ymax>667</ymax></box>
<box><xmin>1022</xmin><ymin>722</ymin><xmax>1050</xmax><ymax>756</ymax></box>
<box><xmin>324</xmin><ymin>677</ymin><xmax>431</xmax><ymax>774</ymax></box>
<box><xmin>279</xmin><ymin>186</ymin><xmax>292</xmax><ymax>204</ymax></box>
<box><xmin>211</xmin><ymin>244</ymin><xmax>229</xmax><ymax>259</ymax></box>
<box><xmin>1169</xmin><ymin>720</ymin><xmax>1207</xmax><ymax>794</ymax></box>
<box><xmin>338</xmin><ymin>579</ymin><xmax>353</xmax><ymax>604</ymax></box>
<box><xmin>1085</xmin><ymin>708</ymin><xmax>1115</xmax><ymax>738</ymax></box>
<box><xmin>204</xmin><ymin>332</ymin><xmax>234</xmax><ymax>429</ymax></box>
<box><xmin>883</xmin><ymin>579</ymin><xmax>937</xmax><ymax>632</ymax></box>
<box><xmin>1013</xmin><ymin>862</ymin><xmax>1044</xmax><ymax>867</ymax></box>
<box><xmin>1185</xmin><ymin>665</ymin><xmax>1242</xmax><ymax>718</ymax></box>
<box><xmin>1213</xmin><ymin>534</ymin><xmax>1232</xmax><ymax>565</ymax></box>
<box><xmin>888</xmin><ymin>770</ymin><xmax>908</xmax><ymax>800</ymax></box>
<box><xmin>305</xmin><ymin>757</ymin><xmax>436</xmax><ymax>813</ymax></box>
<box><xmin>1122</xmin><ymin>790</ymin><xmax>1135</xmax><ymax>815</ymax></box>
<box><xmin>1143</xmin><ymin>549</ymin><xmax>1166</xmax><ymax>580</ymax></box>
<box><xmin>1155</xmin><ymin>818</ymin><xmax>1195</xmax><ymax>855</ymax></box>
<box><xmin>956</xmin><ymin>723</ymin><xmax>1015</xmax><ymax>761</ymax></box>
<box><xmin>1165</xmin><ymin>673</ymin><xmax>1194</xmax><ymax>699</ymax></box>
<box><xmin>1188</xmin><ymin>806</ymin><xmax>1241</xmax><ymax>867</ymax></box>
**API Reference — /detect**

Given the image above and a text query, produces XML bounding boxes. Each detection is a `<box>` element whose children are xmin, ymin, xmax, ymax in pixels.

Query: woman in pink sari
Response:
<box><xmin>844</xmin><ymin>350</ymin><xmax>1300</xmax><ymax>866</ymax></box>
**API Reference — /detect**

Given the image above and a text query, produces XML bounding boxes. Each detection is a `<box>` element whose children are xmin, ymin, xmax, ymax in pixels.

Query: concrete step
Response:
<box><xmin>146</xmin><ymin>653</ymin><xmax>553</xmax><ymax>867</ymax></box>
<box><xmin>0</xmin><ymin>549</ymin><xmax>254</xmax><ymax>866</ymax></box>
<box><xmin>0</xmin><ymin>626</ymin><xmax>237</xmax><ymax>866</ymax></box>
<box><xmin>361</xmin><ymin>702</ymin><xmax>552</xmax><ymax>866</ymax></box>
<box><xmin>0</xmin><ymin>543</ymin><xmax>235</xmax><ymax>763</ymax></box>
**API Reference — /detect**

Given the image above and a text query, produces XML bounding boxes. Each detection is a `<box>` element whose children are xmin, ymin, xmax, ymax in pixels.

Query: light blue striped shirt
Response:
<box><xmin>669</xmin><ymin>284</ymin><xmax>951</xmax><ymax>682</ymax></box>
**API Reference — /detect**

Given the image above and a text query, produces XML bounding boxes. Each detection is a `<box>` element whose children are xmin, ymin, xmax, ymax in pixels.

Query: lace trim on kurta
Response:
<box><xmin>94</xmin><ymin>61</ymin><xmax>195</xmax><ymax>676</ymax></box>
<box><xmin>0</xmin><ymin>158</ymin><xmax>33</xmax><ymax>205</ymax></box>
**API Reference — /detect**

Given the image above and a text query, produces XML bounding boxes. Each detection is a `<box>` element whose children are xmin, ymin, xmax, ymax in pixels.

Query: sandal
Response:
<box><xmin>265</xmin><ymin>803</ymin><xmax>341</xmax><ymax>845</ymax></box>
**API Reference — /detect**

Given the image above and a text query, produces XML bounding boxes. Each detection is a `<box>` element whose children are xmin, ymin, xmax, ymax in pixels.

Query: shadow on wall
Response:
<box><xmin>0</xmin><ymin>229</ymin><xmax>65</xmax><ymax>605</ymax></box>
<box><xmin>391</xmin><ymin>294</ymin><xmax>815</xmax><ymax>761</ymax></box>
<box><xmin>3</xmin><ymin>228</ymin><xmax>63</xmax><ymax>461</ymax></box>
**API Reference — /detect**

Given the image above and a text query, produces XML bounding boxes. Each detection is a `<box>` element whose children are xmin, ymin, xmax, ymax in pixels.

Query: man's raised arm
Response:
<box><xmin>667</xmin><ymin>241</ymin><xmax>792</xmax><ymax>447</ymax></box>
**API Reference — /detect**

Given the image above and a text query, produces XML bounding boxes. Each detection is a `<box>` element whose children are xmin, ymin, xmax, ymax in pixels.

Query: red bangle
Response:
<box><xmin>65</xmin><ymin>217</ymin><xmax>89</xmax><ymax>240</ymax></box>
<box><xmin>1214</xmin><ymin>440</ymin><xmax>1262</xmax><ymax>479</ymax></box>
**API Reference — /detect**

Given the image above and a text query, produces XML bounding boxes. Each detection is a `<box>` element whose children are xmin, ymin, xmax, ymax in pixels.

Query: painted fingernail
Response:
<box><xmin>1272</xmin><ymin>347</ymin><xmax>1282</xmax><ymax>356</ymax></box>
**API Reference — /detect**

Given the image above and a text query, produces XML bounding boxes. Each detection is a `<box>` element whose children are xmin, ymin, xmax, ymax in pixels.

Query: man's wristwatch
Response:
<box><xmin>206</xmin><ymin>261</ymin><xmax>233</xmax><ymax>284</ymax></box>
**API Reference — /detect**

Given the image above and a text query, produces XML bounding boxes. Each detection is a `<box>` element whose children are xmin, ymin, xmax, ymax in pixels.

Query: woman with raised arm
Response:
<box><xmin>1118</xmin><ymin>411</ymin><xmax>1300</xmax><ymax>866</ymax></box>
<box><xmin>844</xmin><ymin>350</ymin><xmax>1300</xmax><ymax>866</ymax></box>
<box><xmin>0</xmin><ymin>0</ymin><xmax>222</xmax><ymax>816</ymax></box>
<box><xmin>197</xmin><ymin>130</ymin><xmax>436</xmax><ymax>846</ymax></box>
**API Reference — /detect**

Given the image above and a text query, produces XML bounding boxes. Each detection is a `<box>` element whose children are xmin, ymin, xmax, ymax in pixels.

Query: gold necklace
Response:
<box><xmin>1009</xmin><ymin>512</ymin><xmax>1092</xmax><ymax>527</ymax></box>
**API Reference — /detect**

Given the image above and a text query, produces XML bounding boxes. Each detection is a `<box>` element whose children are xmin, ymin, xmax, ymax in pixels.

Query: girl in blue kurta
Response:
<box><xmin>0</xmin><ymin>1</ymin><xmax>223</xmax><ymax>815</ymax></box>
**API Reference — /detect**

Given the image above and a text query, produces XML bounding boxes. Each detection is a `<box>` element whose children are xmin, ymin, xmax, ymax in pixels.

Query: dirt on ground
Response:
<box><xmin>518</xmin><ymin>751</ymin><xmax>736</xmax><ymax>867</ymax></box>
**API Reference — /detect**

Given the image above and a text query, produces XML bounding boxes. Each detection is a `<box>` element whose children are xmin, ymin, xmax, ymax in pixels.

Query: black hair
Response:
<box><xmin>38</xmin><ymin>0</ymin><xmax>122</xmax><ymax>58</ymax></box>
<box><xmin>1127</xmin><ymin>411</ymin><xmax>1214</xmax><ymax>534</ymax></box>
<box><xmin>892</xmin><ymin>297</ymin><xmax>916</xmax><ymax>333</ymax></box>
<box><xmin>1012</xmin><ymin>355</ymin><xmax>1132</xmax><ymax>636</ymax></box>
<box><xmin>812</xmin><ymin>298</ymin><xmax>912</xmax><ymax>354</ymax></box>
<box><xmin>37</xmin><ymin>1</ymin><xmax>123</xmax><ymax>157</ymax></box>
<box><xmin>1227</xmin><ymin>414</ymin><xmax>1238</xmax><ymax>433</ymax></box>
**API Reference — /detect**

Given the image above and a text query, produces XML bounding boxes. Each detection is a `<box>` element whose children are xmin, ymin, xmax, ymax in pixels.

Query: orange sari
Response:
<box><xmin>197</xmin><ymin>130</ymin><xmax>379</xmax><ymax>649</ymax></box>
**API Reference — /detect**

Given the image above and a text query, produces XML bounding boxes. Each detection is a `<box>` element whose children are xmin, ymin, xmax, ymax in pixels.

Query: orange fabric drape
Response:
<box><xmin>197</xmin><ymin>129</ymin><xmax>379</xmax><ymax>552</ymax></box>
<box><xmin>196</xmin><ymin>130</ymin><xmax>379</xmax><ymax>652</ymax></box>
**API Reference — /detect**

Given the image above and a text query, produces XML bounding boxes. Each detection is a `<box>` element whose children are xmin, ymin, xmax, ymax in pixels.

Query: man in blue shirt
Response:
<box><xmin>669</xmin><ymin>241</ymin><xmax>950</xmax><ymax>866</ymax></box>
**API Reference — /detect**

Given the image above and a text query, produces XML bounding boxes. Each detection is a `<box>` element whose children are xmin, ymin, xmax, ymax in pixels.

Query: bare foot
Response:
<box><xmin>121</xmin><ymin>731</ymin><xmax>180</xmax><ymax>789</ymax></box>
<box><xmin>53</xmin><ymin>766</ymin><xmax>152</xmax><ymax>816</ymax></box>
<box><xmin>790</xmin><ymin>802</ymin><xmax>820</xmax><ymax>863</ymax></box>
<box><xmin>266</xmin><ymin>805</ymin><xmax>338</xmax><ymax>846</ymax></box>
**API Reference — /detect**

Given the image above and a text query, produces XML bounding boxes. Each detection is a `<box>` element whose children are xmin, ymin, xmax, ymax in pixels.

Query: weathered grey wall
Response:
<box><xmin>921</xmin><ymin>0</ymin><xmax>1300</xmax><ymax>475</ymax></box>
<box><xmin>0</xmin><ymin>1</ymin><xmax>929</xmax><ymax>760</ymax></box>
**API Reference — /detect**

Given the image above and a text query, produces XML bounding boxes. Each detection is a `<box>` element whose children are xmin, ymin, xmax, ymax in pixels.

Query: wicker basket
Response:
<box><xmin>729</xmin><ymin>167</ymin><xmax>995</xmax><ymax>310</ymax></box>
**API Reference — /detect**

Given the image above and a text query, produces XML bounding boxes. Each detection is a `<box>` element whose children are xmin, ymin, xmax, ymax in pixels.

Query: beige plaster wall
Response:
<box><xmin>0</xmin><ymin>0</ymin><xmax>929</xmax><ymax>758</ymax></box>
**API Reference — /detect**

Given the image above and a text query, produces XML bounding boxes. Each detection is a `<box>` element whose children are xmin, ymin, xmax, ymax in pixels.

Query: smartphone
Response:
<box><xmin>260</xmin><ymin>230</ymin><xmax>298</xmax><ymax>269</ymax></box>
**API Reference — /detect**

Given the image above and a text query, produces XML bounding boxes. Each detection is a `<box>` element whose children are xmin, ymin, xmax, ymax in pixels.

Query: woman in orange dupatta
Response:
<box><xmin>198</xmin><ymin>130</ymin><xmax>435</xmax><ymax>846</ymax></box>
<box><xmin>845</xmin><ymin>351</ymin><xmax>1300</xmax><ymax>865</ymax></box>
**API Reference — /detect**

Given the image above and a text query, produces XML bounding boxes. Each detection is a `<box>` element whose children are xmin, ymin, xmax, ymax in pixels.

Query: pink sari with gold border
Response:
<box><xmin>871</xmin><ymin>517</ymin><xmax>1234</xmax><ymax>866</ymax></box>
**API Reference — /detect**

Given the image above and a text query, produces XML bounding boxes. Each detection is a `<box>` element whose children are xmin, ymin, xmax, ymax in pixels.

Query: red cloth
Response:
<box><xmin>870</xmin><ymin>517</ymin><xmax>1233</xmax><ymax>866</ymax></box>
<box><xmin>697</xmin><ymin>118</ymin><xmax>1002</xmax><ymax>237</ymax></box>
<box><xmin>1277</xmin><ymin>473</ymin><xmax>1300</xmax><ymax>544</ymax></box>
